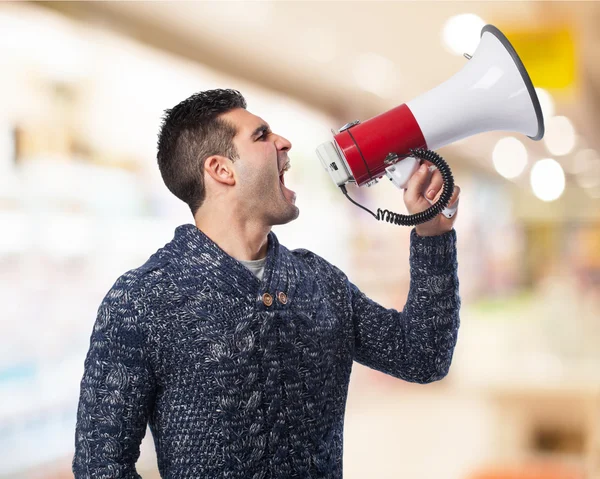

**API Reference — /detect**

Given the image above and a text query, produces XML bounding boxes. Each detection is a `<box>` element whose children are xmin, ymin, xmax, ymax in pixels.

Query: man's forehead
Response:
<box><xmin>223</xmin><ymin>108</ymin><xmax>269</xmax><ymax>134</ymax></box>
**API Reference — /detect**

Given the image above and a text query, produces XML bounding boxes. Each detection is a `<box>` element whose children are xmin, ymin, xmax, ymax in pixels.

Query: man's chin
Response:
<box><xmin>268</xmin><ymin>204</ymin><xmax>300</xmax><ymax>226</ymax></box>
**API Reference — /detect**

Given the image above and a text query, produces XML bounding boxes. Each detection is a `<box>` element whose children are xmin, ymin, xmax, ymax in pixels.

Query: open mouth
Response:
<box><xmin>279</xmin><ymin>160</ymin><xmax>290</xmax><ymax>186</ymax></box>
<box><xmin>278</xmin><ymin>161</ymin><xmax>296</xmax><ymax>204</ymax></box>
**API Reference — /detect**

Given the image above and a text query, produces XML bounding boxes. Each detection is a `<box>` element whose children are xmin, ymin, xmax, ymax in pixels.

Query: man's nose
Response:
<box><xmin>275</xmin><ymin>134</ymin><xmax>292</xmax><ymax>152</ymax></box>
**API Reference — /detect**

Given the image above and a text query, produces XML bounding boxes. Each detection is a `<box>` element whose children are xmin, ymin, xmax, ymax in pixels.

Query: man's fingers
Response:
<box><xmin>404</xmin><ymin>163</ymin><xmax>430</xmax><ymax>205</ymax></box>
<box><xmin>431</xmin><ymin>183</ymin><xmax>461</xmax><ymax>204</ymax></box>
<box><xmin>441</xmin><ymin>184</ymin><xmax>461</xmax><ymax>207</ymax></box>
<box><xmin>425</xmin><ymin>168</ymin><xmax>444</xmax><ymax>200</ymax></box>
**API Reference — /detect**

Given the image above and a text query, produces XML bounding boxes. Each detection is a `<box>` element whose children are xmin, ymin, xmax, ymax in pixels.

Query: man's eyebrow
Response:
<box><xmin>251</xmin><ymin>124</ymin><xmax>270</xmax><ymax>138</ymax></box>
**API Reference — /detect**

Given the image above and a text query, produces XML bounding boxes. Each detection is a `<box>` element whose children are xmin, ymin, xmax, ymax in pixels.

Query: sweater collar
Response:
<box><xmin>165</xmin><ymin>223</ymin><xmax>300</xmax><ymax>305</ymax></box>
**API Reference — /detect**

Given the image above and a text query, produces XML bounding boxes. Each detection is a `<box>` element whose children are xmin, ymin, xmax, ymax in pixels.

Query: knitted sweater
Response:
<box><xmin>72</xmin><ymin>223</ymin><xmax>461</xmax><ymax>479</ymax></box>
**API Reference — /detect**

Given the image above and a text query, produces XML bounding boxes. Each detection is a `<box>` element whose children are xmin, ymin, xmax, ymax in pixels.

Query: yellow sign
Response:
<box><xmin>503</xmin><ymin>26</ymin><xmax>576</xmax><ymax>91</ymax></box>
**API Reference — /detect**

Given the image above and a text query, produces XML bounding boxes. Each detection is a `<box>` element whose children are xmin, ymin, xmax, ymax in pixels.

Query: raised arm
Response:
<box><xmin>73</xmin><ymin>275</ymin><xmax>156</xmax><ymax>478</ymax></box>
<box><xmin>350</xmin><ymin>228</ymin><xmax>461</xmax><ymax>383</ymax></box>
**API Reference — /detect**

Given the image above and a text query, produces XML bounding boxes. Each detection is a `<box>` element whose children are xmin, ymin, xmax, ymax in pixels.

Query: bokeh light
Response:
<box><xmin>530</xmin><ymin>158</ymin><xmax>566</xmax><ymax>202</ymax></box>
<box><xmin>492</xmin><ymin>137</ymin><xmax>528</xmax><ymax>179</ymax></box>
<box><xmin>442</xmin><ymin>14</ymin><xmax>486</xmax><ymax>56</ymax></box>
<box><xmin>544</xmin><ymin>115</ymin><xmax>576</xmax><ymax>156</ymax></box>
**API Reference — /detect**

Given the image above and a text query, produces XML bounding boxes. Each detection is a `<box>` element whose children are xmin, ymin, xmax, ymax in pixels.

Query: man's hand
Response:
<box><xmin>403</xmin><ymin>161</ymin><xmax>460</xmax><ymax>237</ymax></box>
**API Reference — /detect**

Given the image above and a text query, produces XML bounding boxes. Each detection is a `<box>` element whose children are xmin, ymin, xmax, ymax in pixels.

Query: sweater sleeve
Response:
<box><xmin>72</xmin><ymin>275</ymin><xmax>157</xmax><ymax>478</ymax></box>
<box><xmin>349</xmin><ymin>228</ymin><xmax>461</xmax><ymax>383</ymax></box>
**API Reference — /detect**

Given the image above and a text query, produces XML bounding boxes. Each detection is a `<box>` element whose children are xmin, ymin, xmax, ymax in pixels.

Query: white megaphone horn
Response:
<box><xmin>316</xmin><ymin>24</ymin><xmax>544</xmax><ymax>226</ymax></box>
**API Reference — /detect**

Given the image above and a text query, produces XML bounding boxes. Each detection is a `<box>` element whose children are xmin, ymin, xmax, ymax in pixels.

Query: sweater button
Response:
<box><xmin>262</xmin><ymin>293</ymin><xmax>273</xmax><ymax>307</ymax></box>
<box><xmin>277</xmin><ymin>292</ymin><xmax>288</xmax><ymax>304</ymax></box>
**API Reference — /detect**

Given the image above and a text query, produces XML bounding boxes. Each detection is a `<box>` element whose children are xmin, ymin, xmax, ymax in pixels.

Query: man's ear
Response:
<box><xmin>204</xmin><ymin>155</ymin><xmax>235</xmax><ymax>186</ymax></box>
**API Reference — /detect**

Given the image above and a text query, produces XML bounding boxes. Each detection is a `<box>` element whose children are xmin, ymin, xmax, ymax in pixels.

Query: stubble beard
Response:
<box><xmin>266</xmin><ymin>181</ymin><xmax>299</xmax><ymax>226</ymax></box>
<box><xmin>243</xmin><ymin>157</ymin><xmax>299</xmax><ymax>226</ymax></box>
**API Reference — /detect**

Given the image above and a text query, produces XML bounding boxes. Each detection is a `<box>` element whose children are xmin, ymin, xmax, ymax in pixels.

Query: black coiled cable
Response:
<box><xmin>339</xmin><ymin>148</ymin><xmax>455</xmax><ymax>227</ymax></box>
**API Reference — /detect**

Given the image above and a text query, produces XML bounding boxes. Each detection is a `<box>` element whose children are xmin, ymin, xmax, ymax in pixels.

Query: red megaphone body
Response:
<box><xmin>317</xmin><ymin>25</ymin><xmax>544</xmax><ymax>196</ymax></box>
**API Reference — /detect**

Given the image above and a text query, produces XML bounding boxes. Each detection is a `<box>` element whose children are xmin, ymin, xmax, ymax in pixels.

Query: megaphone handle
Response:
<box><xmin>425</xmin><ymin>164</ymin><xmax>458</xmax><ymax>218</ymax></box>
<box><xmin>386</xmin><ymin>158</ymin><xmax>457</xmax><ymax>218</ymax></box>
<box><xmin>340</xmin><ymin>148</ymin><xmax>455</xmax><ymax>227</ymax></box>
<box><xmin>385</xmin><ymin>156</ymin><xmax>421</xmax><ymax>189</ymax></box>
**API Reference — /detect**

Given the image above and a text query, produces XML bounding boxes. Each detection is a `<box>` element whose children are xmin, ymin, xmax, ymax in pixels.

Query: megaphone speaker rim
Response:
<box><xmin>481</xmin><ymin>24</ymin><xmax>545</xmax><ymax>141</ymax></box>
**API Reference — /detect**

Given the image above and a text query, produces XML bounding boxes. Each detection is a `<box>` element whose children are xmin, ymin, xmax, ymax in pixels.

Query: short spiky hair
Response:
<box><xmin>157</xmin><ymin>89</ymin><xmax>247</xmax><ymax>215</ymax></box>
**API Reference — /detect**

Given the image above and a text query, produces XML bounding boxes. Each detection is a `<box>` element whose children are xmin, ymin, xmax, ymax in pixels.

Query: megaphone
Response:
<box><xmin>316</xmin><ymin>24</ymin><xmax>544</xmax><ymax>226</ymax></box>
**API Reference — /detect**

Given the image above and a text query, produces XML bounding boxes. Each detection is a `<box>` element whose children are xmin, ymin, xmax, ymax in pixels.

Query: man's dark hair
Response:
<box><xmin>157</xmin><ymin>89</ymin><xmax>247</xmax><ymax>215</ymax></box>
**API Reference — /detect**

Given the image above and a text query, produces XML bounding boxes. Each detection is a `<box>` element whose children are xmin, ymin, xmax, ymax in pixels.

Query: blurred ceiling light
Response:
<box><xmin>0</xmin><ymin>8</ymin><xmax>89</xmax><ymax>83</ymax></box>
<box><xmin>530</xmin><ymin>158</ymin><xmax>565</xmax><ymax>202</ymax></box>
<box><xmin>492</xmin><ymin>137</ymin><xmax>528</xmax><ymax>179</ymax></box>
<box><xmin>573</xmin><ymin>149</ymin><xmax>600</xmax><ymax>189</ymax></box>
<box><xmin>544</xmin><ymin>115</ymin><xmax>576</xmax><ymax>156</ymax></box>
<box><xmin>535</xmin><ymin>88</ymin><xmax>555</xmax><ymax>119</ymax></box>
<box><xmin>352</xmin><ymin>52</ymin><xmax>399</xmax><ymax>98</ymax></box>
<box><xmin>442</xmin><ymin>14</ymin><xmax>486</xmax><ymax>56</ymax></box>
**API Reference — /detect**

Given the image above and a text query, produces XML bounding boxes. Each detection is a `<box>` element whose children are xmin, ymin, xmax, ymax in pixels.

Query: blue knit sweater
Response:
<box><xmin>73</xmin><ymin>223</ymin><xmax>461</xmax><ymax>478</ymax></box>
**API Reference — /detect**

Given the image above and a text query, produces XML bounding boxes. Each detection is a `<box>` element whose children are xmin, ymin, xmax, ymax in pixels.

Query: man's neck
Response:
<box><xmin>193</xmin><ymin>208</ymin><xmax>270</xmax><ymax>262</ymax></box>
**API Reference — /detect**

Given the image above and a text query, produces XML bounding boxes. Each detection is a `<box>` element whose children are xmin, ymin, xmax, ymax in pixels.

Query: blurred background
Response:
<box><xmin>0</xmin><ymin>1</ymin><xmax>599</xmax><ymax>478</ymax></box>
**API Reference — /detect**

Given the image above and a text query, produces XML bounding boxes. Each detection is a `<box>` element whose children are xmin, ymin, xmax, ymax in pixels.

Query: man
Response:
<box><xmin>73</xmin><ymin>89</ymin><xmax>461</xmax><ymax>478</ymax></box>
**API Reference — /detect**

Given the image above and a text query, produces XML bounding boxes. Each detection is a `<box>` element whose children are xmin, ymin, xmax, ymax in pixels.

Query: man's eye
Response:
<box><xmin>258</xmin><ymin>131</ymin><xmax>270</xmax><ymax>141</ymax></box>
